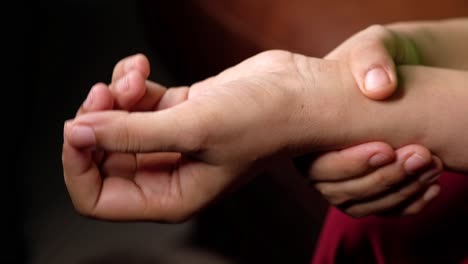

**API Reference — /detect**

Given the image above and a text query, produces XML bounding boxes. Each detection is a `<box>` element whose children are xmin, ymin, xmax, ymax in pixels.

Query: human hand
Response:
<box><xmin>300</xmin><ymin>25</ymin><xmax>442</xmax><ymax>217</ymax></box>
<box><xmin>63</xmin><ymin>50</ymin><xmax>351</xmax><ymax>222</ymax></box>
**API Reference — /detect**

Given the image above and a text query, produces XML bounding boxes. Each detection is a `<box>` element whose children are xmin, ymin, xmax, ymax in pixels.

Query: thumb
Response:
<box><xmin>348</xmin><ymin>30</ymin><xmax>398</xmax><ymax>100</ymax></box>
<box><xmin>347</xmin><ymin>25</ymin><xmax>421</xmax><ymax>100</ymax></box>
<box><xmin>64</xmin><ymin>104</ymin><xmax>207</xmax><ymax>153</ymax></box>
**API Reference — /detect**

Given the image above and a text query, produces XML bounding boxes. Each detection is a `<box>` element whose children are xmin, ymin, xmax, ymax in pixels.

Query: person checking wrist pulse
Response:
<box><xmin>62</xmin><ymin>17</ymin><xmax>468</xmax><ymax>264</ymax></box>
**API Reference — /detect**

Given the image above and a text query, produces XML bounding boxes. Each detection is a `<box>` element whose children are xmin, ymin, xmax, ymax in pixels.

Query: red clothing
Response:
<box><xmin>312</xmin><ymin>171</ymin><xmax>468</xmax><ymax>264</ymax></box>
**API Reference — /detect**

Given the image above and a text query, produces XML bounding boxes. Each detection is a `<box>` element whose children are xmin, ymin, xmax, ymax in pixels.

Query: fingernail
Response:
<box><xmin>369</xmin><ymin>153</ymin><xmax>392</xmax><ymax>167</ymax></box>
<box><xmin>423</xmin><ymin>185</ymin><xmax>440</xmax><ymax>201</ymax></box>
<box><xmin>83</xmin><ymin>89</ymin><xmax>94</xmax><ymax>108</ymax></box>
<box><xmin>70</xmin><ymin>125</ymin><xmax>96</xmax><ymax>148</ymax></box>
<box><xmin>364</xmin><ymin>67</ymin><xmax>390</xmax><ymax>92</ymax></box>
<box><xmin>404</xmin><ymin>154</ymin><xmax>429</xmax><ymax>174</ymax></box>
<box><xmin>418</xmin><ymin>169</ymin><xmax>441</xmax><ymax>183</ymax></box>
<box><xmin>115</xmin><ymin>76</ymin><xmax>128</xmax><ymax>93</ymax></box>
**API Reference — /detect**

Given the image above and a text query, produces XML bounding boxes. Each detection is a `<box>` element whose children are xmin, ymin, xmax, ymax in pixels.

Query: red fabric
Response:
<box><xmin>312</xmin><ymin>171</ymin><xmax>468</xmax><ymax>264</ymax></box>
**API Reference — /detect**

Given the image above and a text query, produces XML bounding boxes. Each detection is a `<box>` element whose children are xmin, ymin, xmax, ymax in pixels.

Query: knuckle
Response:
<box><xmin>119</xmin><ymin>114</ymin><xmax>142</xmax><ymax>152</ymax></box>
<box><xmin>351</xmin><ymin>24</ymin><xmax>391</xmax><ymax>58</ymax></box>
<box><xmin>180</xmin><ymin>114</ymin><xmax>208</xmax><ymax>152</ymax></box>
<box><xmin>252</xmin><ymin>50</ymin><xmax>297</xmax><ymax>72</ymax></box>
<box><xmin>364</xmin><ymin>24</ymin><xmax>391</xmax><ymax>39</ymax></box>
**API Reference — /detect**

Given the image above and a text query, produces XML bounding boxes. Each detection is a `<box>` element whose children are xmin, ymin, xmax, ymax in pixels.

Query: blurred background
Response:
<box><xmin>12</xmin><ymin>1</ymin><xmax>466</xmax><ymax>263</ymax></box>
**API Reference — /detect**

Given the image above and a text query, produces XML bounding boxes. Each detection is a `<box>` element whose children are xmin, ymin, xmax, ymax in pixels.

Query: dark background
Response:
<box><xmin>12</xmin><ymin>1</ymin><xmax>327</xmax><ymax>263</ymax></box>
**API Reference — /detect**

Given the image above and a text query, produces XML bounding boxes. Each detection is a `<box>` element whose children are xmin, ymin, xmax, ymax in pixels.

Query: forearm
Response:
<box><xmin>387</xmin><ymin>17</ymin><xmax>468</xmax><ymax>69</ymax></box>
<box><xmin>348</xmin><ymin>65</ymin><xmax>468</xmax><ymax>172</ymax></box>
<box><xmin>288</xmin><ymin>61</ymin><xmax>468</xmax><ymax>172</ymax></box>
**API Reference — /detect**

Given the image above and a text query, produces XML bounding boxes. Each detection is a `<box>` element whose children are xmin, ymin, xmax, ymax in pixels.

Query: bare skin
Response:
<box><xmin>62</xmin><ymin>48</ymin><xmax>468</xmax><ymax>221</ymax></box>
<box><xmin>307</xmin><ymin>18</ymin><xmax>468</xmax><ymax>216</ymax></box>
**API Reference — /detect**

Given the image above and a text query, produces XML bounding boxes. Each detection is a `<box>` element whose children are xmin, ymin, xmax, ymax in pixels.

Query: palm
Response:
<box><xmin>90</xmin><ymin>150</ymin><xmax>199</xmax><ymax>220</ymax></box>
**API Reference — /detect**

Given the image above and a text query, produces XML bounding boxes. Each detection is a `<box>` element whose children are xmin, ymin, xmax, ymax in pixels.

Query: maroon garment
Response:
<box><xmin>312</xmin><ymin>171</ymin><xmax>468</xmax><ymax>264</ymax></box>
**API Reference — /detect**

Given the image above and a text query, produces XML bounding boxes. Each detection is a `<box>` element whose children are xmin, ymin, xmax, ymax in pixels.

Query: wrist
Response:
<box><xmin>280</xmin><ymin>57</ymin><xmax>356</xmax><ymax>155</ymax></box>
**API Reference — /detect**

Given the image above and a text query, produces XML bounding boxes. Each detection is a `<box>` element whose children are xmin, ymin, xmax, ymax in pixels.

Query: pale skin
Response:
<box><xmin>308</xmin><ymin>17</ymin><xmax>468</xmax><ymax>216</ymax></box>
<box><xmin>77</xmin><ymin>54</ymin><xmax>440</xmax><ymax>219</ymax></box>
<box><xmin>62</xmin><ymin>18</ymin><xmax>468</xmax><ymax>221</ymax></box>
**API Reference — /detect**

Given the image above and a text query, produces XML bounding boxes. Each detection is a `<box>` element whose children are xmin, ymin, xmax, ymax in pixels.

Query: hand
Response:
<box><xmin>63</xmin><ymin>50</ymin><xmax>348</xmax><ymax>222</ymax></box>
<box><xmin>301</xmin><ymin>25</ymin><xmax>441</xmax><ymax>217</ymax></box>
<box><xmin>327</xmin><ymin>24</ymin><xmax>421</xmax><ymax>100</ymax></box>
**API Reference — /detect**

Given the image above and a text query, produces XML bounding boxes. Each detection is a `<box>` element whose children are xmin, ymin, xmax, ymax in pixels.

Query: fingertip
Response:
<box><xmin>91</xmin><ymin>82</ymin><xmax>114</xmax><ymax>110</ymax></box>
<box><xmin>431</xmin><ymin>155</ymin><xmax>444</xmax><ymax>171</ymax></box>
<box><xmin>369</xmin><ymin>153</ymin><xmax>393</xmax><ymax>167</ymax></box>
<box><xmin>82</xmin><ymin>85</ymin><xmax>96</xmax><ymax>109</ymax></box>
<box><xmin>399</xmin><ymin>145</ymin><xmax>432</xmax><ymax>174</ymax></box>
<box><xmin>111</xmin><ymin>70</ymin><xmax>147</xmax><ymax>109</ymax></box>
<box><xmin>65</xmin><ymin>123</ymin><xmax>97</xmax><ymax>149</ymax></box>
<box><xmin>402</xmin><ymin>184</ymin><xmax>440</xmax><ymax>216</ymax></box>
<box><xmin>309</xmin><ymin>141</ymin><xmax>395</xmax><ymax>181</ymax></box>
<box><xmin>423</xmin><ymin>184</ymin><xmax>441</xmax><ymax>201</ymax></box>
<box><xmin>124</xmin><ymin>53</ymin><xmax>150</xmax><ymax>78</ymax></box>
<box><xmin>364</xmin><ymin>141</ymin><xmax>395</xmax><ymax>167</ymax></box>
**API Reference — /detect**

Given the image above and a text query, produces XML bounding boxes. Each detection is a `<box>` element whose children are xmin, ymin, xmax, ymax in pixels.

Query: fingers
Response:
<box><xmin>349</xmin><ymin>39</ymin><xmax>397</xmax><ymax>100</ymax></box>
<box><xmin>112</xmin><ymin>53</ymin><xmax>150</xmax><ymax>82</ymax></box>
<box><xmin>83</xmin><ymin>73</ymin><xmax>168</xmax><ymax>113</ymax></box>
<box><xmin>347</xmin><ymin>25</ymin><xmax>398</xmax><ymax>100</ymax></box>
<box><xmin>81</xmin><ymin>55</ymin><xmax>168</xmax><ymax>112</ymax></box>
<box><xmin>343</xmin><ymin>178</ymin><xmax>441</xmax><ymax>218</ymax></box>
<box><xmin>312</xmin><ymin>145</ymin><xmax>444</xmax><ymax>218</ymax></box>
<box><xmin>64</xmin><ymin>100</ymin><xmax>208</xmax><ymax>153</ymax></box>
<box><xmin>108</xmin><ymin>70</ymin><xmax>148</xmax><ymax>109</ymax></box>
<box><xmin>307</xmin><ymin>141</ymin><xmax>395</xmax><ymax>181</ymax></box>
<box><xmin>314</xmin><ymin>145</ymin><xmax>438</xmax><ymax>207</ymax></box>
<box><xmin>327</xmin><ymin>25</ymin><xmax>422</xmax><ymax>100</ymax></box>
<box><xmin>62</xmin><ymin>128</ymin><xmax>102</xmax><ymax>216</ymax></box>
<box><xmin>63</xmin><ymin>138</ymin><xmax>149</xmax><ymax>220</ymax></box>
<box><xmin>400</xmin><ymin>183</ymin><xmax>441</xmax><ymax>216</ymax></box>
<box><xmin>109</xmin><ymin>53</ymin><xmax>169</xmax><ymax>111</ymax></box>
<box><xmin>382</xmin><ymin>156</ymin><xmax>443</xmax><ymax>217</ymax></box>
<box><xmin>77</xmin><ymin>83</ymin><xmax>114</xmax><ymax>115</ymax></box>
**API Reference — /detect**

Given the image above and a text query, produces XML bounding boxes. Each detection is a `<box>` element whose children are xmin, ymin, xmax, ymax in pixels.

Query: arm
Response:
<box><xmin>305</xmin><ymin>19</ymin><xmax>468</xmax><ymax>217</ymax></box>
<box><xmin>286</xmin><ymin>60</ymin><xmax>468</xmax><ymax>172</ymax></box>
<box><xmin>63</xmin><ymin>50</ymin><xmax>468</xmax><ymax>221</ymax></box>
<box><xmin>387</xmin><ymin>17</ymin><xmax>468</xmax><ymax>70</ymax></box>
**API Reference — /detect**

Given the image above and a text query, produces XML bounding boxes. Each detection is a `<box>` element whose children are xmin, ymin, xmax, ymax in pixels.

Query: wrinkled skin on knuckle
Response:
<box><xmin>112</xmin><ymin>114</ymin><xmax>138</xmax><ymax>152</ymax></box>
